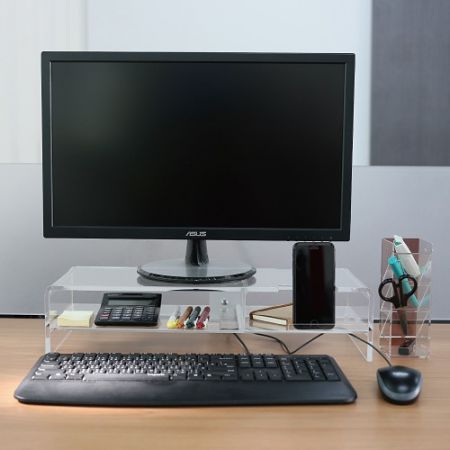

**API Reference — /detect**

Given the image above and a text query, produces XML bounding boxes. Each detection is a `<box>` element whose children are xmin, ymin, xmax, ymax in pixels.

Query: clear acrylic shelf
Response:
<box><xmin>45</xmin><ymin>266</ymin><xmax>374</xmax><ymax>360</ymax></box>
<box><xmin>378</xmin><ymin>238</ymin><xmax>432</xmax><ymax>359</ymax></box>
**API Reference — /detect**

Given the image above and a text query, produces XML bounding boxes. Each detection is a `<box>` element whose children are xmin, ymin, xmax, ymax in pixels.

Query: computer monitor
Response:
<box><xmin>42</xmin><ymin>52</ymin><xmax>354</xmax><ymax>283</ymax></box>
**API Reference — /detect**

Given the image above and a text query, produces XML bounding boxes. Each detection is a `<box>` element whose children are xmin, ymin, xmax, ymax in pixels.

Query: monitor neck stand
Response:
<box><xmin>137</xmin><ymin>239</ymin><xmax>256</xmax><ymax>284</ymax></box>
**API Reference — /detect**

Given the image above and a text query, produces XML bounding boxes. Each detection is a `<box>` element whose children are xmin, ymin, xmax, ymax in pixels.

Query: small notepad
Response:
<box><xmin>57</xmin><ymin>310</ymin><xmax>94</xmax><ymax>327</ymax></box>
<box><xmin>249</xmin><ymin>303</ymin><xmax>293</xmax><ymax>326</ymax></box>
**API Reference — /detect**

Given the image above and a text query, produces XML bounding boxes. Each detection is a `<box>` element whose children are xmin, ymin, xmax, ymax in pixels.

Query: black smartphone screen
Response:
<box><xmin>292</xmin><ymin>242</ymin><xmax>335</xmax><ymax>329</ymax></box>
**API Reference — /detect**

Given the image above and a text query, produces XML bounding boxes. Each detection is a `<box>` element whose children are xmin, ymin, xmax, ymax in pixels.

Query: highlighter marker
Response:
<box><xmin>166</xmin><ymin>306</ymin><xmax>181</xmax><ymax>329</ymax></box>
<box><xmin>393</xmin><ymin>235</ymin><xmax>421</xmax><ymax>278</ymax></box>
<box><xmin>196</xmin><ymin>306</ymin><xmax>211</xmax><ymax>329</ymax></box>
<box><xmin>176</xmin><ymin>306</ymin><xmax>193</xmax><ymax>329</ymax></box>
<box><xmin>185</xmin><ymin>306</ymin><xmax>201</xmax><ymax>329</ymax></box>
<box><xmin>388</xmin><ymin>255</ymin><xmax>419</xmax><ymax>307</ymax></box>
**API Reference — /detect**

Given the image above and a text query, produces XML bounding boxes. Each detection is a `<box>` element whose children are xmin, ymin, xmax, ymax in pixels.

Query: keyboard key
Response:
<box><xmin>49</xmin><ymin>372</ymin><xmax>66</xmax><ymax>380</ymax></box>
<box><xmin>171</xmin><ymin>373</ymin><xmax>187</xmax><ymax>381</ymax></box>
<box><xmin>222</xmin><ymin>373</ymin><xmax>238</xmax><ymax>381</ymax></box>
<box><xmin>187</xmin><ymin>372</ymin><xmax>203</xmax><ymax>381</ymax></box>
<box><xmin>240</xmin><ymin>370</ymin><xmax>254</xmax><ymax>381</ymax></box>
<box><xmin>32</xmin><ymin>373</ymin><xmax>49</xmax><ymax>380</ymax></box>
<box><xmin>36</xmin><ymin>369</ymin><xmax>61</xmax><ymax>376</ymax></box>
<box><xmin>238</xmin><ymin>356</ymin><xmax>251</xmax><ymax>368</ymax></box>
<box><xmin>251</xmin><ymin>356</ymin><xmax>264</xmax><ymax>368</ymax></box>
<box><xmin>43</xmin><ymin>353</ymin><xmax>60</xmax><ymax>362</ymax></box>
<box><xmin>254</xmin><ymin>370</ymin><xmax>268</xmax><ymax>381</ymax></box>
<box><xmin>38</xmin><ymin>363</ymin><xmax>60</xmax><ymax>370</ymax></box>
<box><xmin>264</xmin><ymin>356</ymin><xmax>278</xmax><ymax>368</ymax></box>
<box><xmin>267</xmin><ymin>369</ymin><xmax>283</xmax><ymax>381</ymax></box>
<box><xmin>66</xmin><ymin>374</ymin><xmax>84</xmax><ymax>380</ymax></box>
<box><xmin>205</xmin><ymin>373</ymin><xmax>221</xmax><ymax>381</ymax></box>
<box><xmin>282</xmin><ymin>365</ymin><xmax>312</xmax><ymax>381</ymax></box>
<box><xmin>84</xmin><ymin>373</ymin><xmax>170</xmax><ymax>381</ymax></box>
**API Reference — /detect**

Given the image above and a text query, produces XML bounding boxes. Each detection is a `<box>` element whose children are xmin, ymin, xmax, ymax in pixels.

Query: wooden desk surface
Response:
<box><xmin>1</xmin><ymin>318</ymin><xmax>449</xmax><ymax>450</ymax></box>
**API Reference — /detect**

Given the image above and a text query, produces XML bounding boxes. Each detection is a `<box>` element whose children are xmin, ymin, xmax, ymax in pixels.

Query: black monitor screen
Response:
<box><xmin>44</xmin><ymin>53</ymin><xmax>354</xmax><ymax>241</ymax></box>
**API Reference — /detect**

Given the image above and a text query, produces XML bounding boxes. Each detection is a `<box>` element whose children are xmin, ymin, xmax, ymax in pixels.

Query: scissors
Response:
<box><xmin>378</xmin><ymin>274</ymin><xmax>418</xmax><ymax>308</ymax></box>
<box><xmin>378</xmin><ymin>274</ymin><xmax>418</xmax><ymax>336</ymax></box>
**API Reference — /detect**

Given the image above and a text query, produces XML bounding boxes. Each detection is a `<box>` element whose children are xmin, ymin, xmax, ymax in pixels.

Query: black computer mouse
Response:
<box><xmin>377</xmin><ymin>365</ymin><xmax>423</xmax><ymax>404</ymax></box>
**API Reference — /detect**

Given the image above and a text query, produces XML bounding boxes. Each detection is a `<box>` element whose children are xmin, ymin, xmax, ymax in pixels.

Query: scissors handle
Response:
<box><xmin>378</xmin><ymin>278</ymin><xmax>400</xmax><ymax>306</ymax></box>
<box><xmin>398</xmin><ymin>274</ymin><xmax>418</xmax><ymax>303</ymax></box>
<box><xmin>378</xmin><ymin>275</ymin><xmax>418</xmax><ymax>307</ymax></box>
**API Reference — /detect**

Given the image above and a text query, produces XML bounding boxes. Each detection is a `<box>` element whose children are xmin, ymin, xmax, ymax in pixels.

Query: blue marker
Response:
<box><xmin>388</xmin><ymin>255</ymin><xmax>419</xmax><ymax>307</ymax></box>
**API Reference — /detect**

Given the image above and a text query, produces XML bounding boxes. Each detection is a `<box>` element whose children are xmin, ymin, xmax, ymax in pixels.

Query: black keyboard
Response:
<box><xmin>14</xmin><ymin>352</ymin><xmax>357</xmax><ymax>406</ymax></box>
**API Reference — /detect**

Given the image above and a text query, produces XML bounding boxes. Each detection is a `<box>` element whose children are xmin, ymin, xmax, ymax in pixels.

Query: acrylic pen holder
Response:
<box><xmin>378</xmin><ymin>238</ymin><xmax>432</xmax><ymax>359</ymax></box>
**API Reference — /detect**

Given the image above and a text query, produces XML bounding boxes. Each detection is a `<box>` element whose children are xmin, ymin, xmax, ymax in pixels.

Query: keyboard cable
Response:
<box><xmin>232</xmin><ymin>332</ymin><xmax>322</xmax><ymax>355</ymax></box>
<box><xmin>254</xmin><ymin>332</ymin><xmax>324</xmax><ymax>355</ymax></box>
<box><xmin>232</xmin><ymin>333</ymin><xmax>251</xmax><ymax>355</ymax></box>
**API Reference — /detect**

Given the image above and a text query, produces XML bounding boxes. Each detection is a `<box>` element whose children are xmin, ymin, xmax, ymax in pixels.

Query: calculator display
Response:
<box><xmin>107</xmin><ymin>299</ymin><xmax>153</xmax><ymax>306</ymax></box>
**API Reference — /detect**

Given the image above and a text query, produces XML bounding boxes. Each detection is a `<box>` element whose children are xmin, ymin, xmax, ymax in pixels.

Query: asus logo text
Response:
<box><xmin>186</xmin><ymin>231</ymin><xmax>207</xmax><ymax>237</ymax></box>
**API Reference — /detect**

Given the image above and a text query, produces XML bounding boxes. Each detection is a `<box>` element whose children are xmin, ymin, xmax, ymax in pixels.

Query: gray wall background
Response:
<box><xmin>1</xmin><ymin>164</ymin><xmax>449</xmax><ymax>318</ymax></box>
<box><xmin>371</xmin><ymin>0</ymin><xmax>450</xmax><ymax>165</ymax></box>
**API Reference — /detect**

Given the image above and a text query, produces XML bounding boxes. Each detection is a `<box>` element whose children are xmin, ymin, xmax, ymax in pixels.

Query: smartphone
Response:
<box><xmin>292</xmin><ymin>242</ymin><xmax>335</xmax><ymax>329</ymax></box>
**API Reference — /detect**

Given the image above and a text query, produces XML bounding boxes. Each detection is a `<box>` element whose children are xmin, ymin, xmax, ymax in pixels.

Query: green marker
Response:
<box><xmin>185</xmin><ymin>306</ymin><xmax>201</xmax><ymax>329</ymax></box>
<box><xmin>388</xmin><ymin>255</ymin><xmax>419</xmax><ymax>307</ymax></box>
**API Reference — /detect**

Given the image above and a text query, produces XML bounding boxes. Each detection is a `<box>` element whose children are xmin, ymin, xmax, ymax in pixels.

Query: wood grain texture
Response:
<box><xmin>1</xmin><ymin>318</ymin><xmax>449</xmax><ymax>450</ymax></box>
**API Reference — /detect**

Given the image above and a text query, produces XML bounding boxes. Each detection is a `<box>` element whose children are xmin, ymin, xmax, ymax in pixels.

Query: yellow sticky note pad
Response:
<box><xmin>57</xmin><ymin>310</ymin><xmax>93</xmax><ymax>327</ymax></box>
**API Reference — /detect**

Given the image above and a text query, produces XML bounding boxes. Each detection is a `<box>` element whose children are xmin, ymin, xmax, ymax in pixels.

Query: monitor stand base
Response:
<box><xmin>137</xmin><ymin>239</ymin><xmax>256</xmax><ymax>284</ymax></box>
<box><xmin>137</xmin><ymin>260</ymin><xmax>256</xmax><ymax>284</ymax></box>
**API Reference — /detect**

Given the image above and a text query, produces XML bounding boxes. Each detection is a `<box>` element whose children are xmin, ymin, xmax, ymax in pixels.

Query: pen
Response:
<box><xmin>393</xmin><ymin>235</ymin><xmax>421</xmax><ymax>278</ymax></box>
<box><xmin>388</xmin><ymin>255</ymin><xmax>419</xmax><ymax>307</ymax></box>
<box><xmin>185</xmin><ymin>306</ymin><xmax>201</xmax><ymax>329</ymax></box>
<box><xmin>166</xmin><ymin>306</ymin><xmax>181</xmax><ymax>329</ymax></box>
<box><xmin>176</xmin><ymin>306</ymin><xmax>193</xmax><ymax>329</ymax></box>
<box><xmin>196</xmin><ymin>306</ymin><xmax>211</xmax><ymax>329</ymax></box>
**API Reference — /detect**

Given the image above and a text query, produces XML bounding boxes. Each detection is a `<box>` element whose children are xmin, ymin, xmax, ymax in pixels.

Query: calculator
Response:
<box><xmin>94</xmin><ymin>293</ymin><xmax>161</xmax><ymax>326</ymax></box>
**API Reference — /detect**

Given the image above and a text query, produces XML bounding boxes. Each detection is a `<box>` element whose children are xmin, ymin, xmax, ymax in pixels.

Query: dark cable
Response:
<box><xmin>253</xmin><ymin>332</ymin><xmax>324</xmax><ymax>355</ymax></box>
<box><xmin>253</xmin><ymin>333</ymin><xmax>291</xmax><ymax>353</ymax></box>
<box><xmin>232</xmin><ymin>333</ymin><xmax>250</xmax><ymax>355</ymax></box>
<box><xmin>348</xmin><ymin>333</ymin><xmax>392</xmax><ymax>366</ymax></box>
<box><xmin>287</xmin><ymin>333</ymin><xmax>324</xmax><ymax>354</ymax></box>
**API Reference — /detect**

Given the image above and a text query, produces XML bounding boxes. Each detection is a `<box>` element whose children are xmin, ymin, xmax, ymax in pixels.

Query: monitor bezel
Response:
<box><xmin>42</xmin><ymin>51</ymin><xmax>354</xmax><ymax>241</ymax></box>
